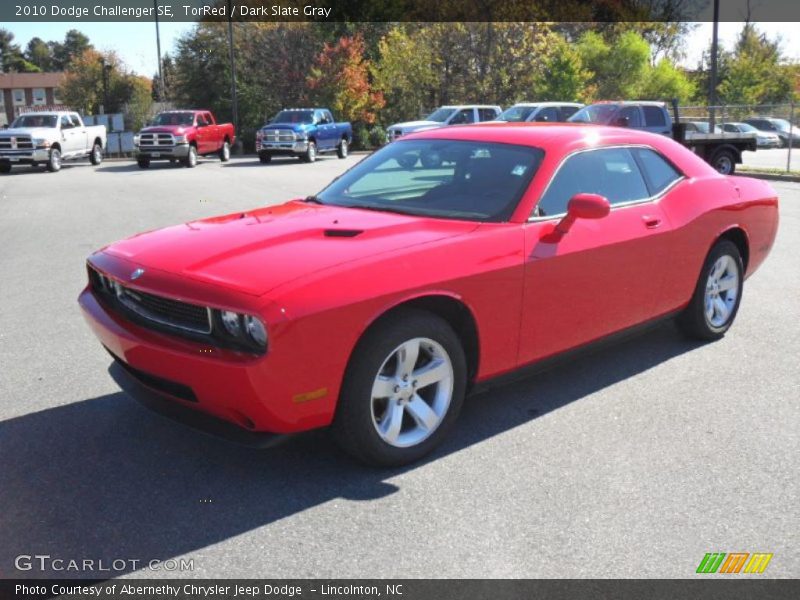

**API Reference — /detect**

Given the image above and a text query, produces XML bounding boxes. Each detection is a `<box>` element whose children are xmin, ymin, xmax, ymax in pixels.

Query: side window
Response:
<box><xmin>449</xmin><ymin>109</ymin><xmax>475</xmax><ymax>125</ymax></box>
<box><xmin>203</xmin><ymin>112</ymin><xmax>214</xmax><ymax>125</ymax></box>
<box><xmin>478</xmin><ymin>108</ymin><xmax>497</xmax><ymax>121</ymax></box>
<box><xmin>70</xmin><ymin>114</ymin><xmax>82</xmax><ymax>128</ymax></box>
<box><xmin>323</xmin><ymin>111</ymin><xmax>334</xmax><ymax>124</ymax></box>
<box><xmin>60</xmin><ymin>115</ymin><xmax>73</xmax><ymax>129</ymax></box>
<box><xmin>618</xmin><ymin>106</ymin><xmax>642</xmax><ymax>127</ymax></box>
<box><xmin>642</xmin><ymin>106</ymin><xmax>666</xmax><ymax>127</ymax></box>
<box><xmin>535</xmin><ymin>148</ymin><xmax>650</xmax><ymax>217</ymax></box>
<box><xmin>632</xmin><ymin>148</ymin><xmax>682</xmax><ymax>196</ymax></box>
<box><xmin>559</xmin><ymin>105</ymin><xmax>580</xmax><ymax>120</ymax></box>
<box><xmin>533</xmin><ymin>107</ymin><xmax>559</xmax><ymax>122</ymax></box>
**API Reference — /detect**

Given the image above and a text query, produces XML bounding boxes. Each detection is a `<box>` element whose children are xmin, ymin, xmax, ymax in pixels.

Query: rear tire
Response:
<box><xmin>137</xmin><ymin>158</ymin><xmax>150</xmax><ymax>169</ymax></box>
<box><xmin>677</xmin><ymin>240</ymin><xmax>744</xmax><ymax>341</ymax></box>
<box><xmin>258</xmin><ymin>152</ymin><xmax>272</xmax><ymax>164</ymax></box>
<box><xmin>710</xmin><ymin>149</ymin><xmax>736</xmax><ymax>175</ymax></box>
<box><xmin>332</xmin><ymin>309</ymin><xmax>467</xmax><ymax>466</ymax></box>
<box><xmin>46</xmin><ymin>148</ymin><xmax>62</xmax><ymax>172</ymax></box>
<box><xmin>219</xmin><ymin>140</ymin><xmax>230</xmax><ymax>162</ymax></box>
<box><xmin>90</xmin><ymin>142</ymin><xmax>103</xmax><ymax>165</ymax></box>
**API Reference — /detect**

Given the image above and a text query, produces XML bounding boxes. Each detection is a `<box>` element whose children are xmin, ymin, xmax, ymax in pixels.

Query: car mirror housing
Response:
<box><xmin>555</xmin><ymin>193</ymin><xmax>611</xmax><ymax>234</ymax></box>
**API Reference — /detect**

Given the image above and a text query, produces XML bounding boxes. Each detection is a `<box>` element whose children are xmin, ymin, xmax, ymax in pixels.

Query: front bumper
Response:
<box><xmin>256</xmin><ymin>141</ymin><xmax>309</xmax><ymax>154</ymax></box>
<box><xmin>135</xmin><ymin>143</ymin><xmax>190</xmax><ymax>159</ymax></box>
<box><xmin>78</xmin><ymin>286</ymin><xmax>334</xmax><ymax>438</ymax></box>
<box><xmin>0</xmin><ymin>148</ymin><xmax>50</xmax><ymax>164</ymax></box>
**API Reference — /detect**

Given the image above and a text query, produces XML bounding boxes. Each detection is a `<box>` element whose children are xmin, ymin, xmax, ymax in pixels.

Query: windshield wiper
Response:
<box><xmin>338</xmin><ymin>203</ymin><xmax>421</xmax><ymax>217</ymax></box>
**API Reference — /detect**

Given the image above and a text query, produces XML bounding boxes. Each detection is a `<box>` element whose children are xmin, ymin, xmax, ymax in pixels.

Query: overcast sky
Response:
<box><xmin>6</xmin><ymin>21</ymin><xmax>799</xmax><ymax>78</ymax></box>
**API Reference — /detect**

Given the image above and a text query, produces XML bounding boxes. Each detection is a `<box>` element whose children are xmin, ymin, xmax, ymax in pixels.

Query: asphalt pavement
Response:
<box><xmin>0</xmin><ymin>154</ymin><xmax>797</xmax><ymax>579</ymax></box>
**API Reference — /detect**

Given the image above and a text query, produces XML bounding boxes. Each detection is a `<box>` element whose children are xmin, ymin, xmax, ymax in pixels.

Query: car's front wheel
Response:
<box><xmin>302</xmin><ymin>141</ymin><xmax>317</xmax><ymax>163</ymax></box>
<box><xmin>678</xmin><ymin>239</ymin><xmax>744</xmax><ymax>340</ymax></box>
<box><xmin>258</xmin><ymin>152</ymin><xmax>271</xmax><ymax>164</ymax></box>
<box><xmin>183</xmin><ymin>145</ymin><xmax>198</xmax><ymax>168</ymax></box>
<box><xmin>46</xmin><ymin>147</ymin><xmax>62</xmax><ymax>172</ymax></box>
<box><xmin>332</xmin><ymin>309</ymin><xmax>466</xmax><ymax>466</ymax></box>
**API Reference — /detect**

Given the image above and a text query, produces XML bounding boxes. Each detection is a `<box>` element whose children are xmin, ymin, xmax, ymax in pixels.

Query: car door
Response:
<box><xmin>59</xmin><ymin>114</ymin><xmax>80</xmax><ymax>156</ymax></box>
<box><xmin>203</xmin><ymin>112</ymin><xmax>219</xmax><ymax>152</ymax></box>
<box><xmin>194</xmin><ymin>113</ymin><xmax>209</xmax><ymax>154</ymax></box>
<box><xmin>70</xmin><ymin>114</ymin><xmax>88</xmax><ymax>153</ymax></box>
<box><xmin>518</xmin><ymin>146</ymin><xmax>673</xmax><ymax>365</ymax></box>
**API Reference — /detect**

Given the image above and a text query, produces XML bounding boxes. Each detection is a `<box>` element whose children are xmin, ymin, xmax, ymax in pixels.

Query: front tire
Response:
<box><xmin>219</xmin><ymin>140</ymin><xmax>230</xmax><ymax>162</ymax></box>
<box><xmin>183</xmin><ymin>145</ymin><xmax>198</xmax><ymax>168</ymax></box>
<box><xmin>677</xmin><ymin>240</ymin><xmax>744</xmax><ymax>341</ymax></box>
<box><xmin>90</xmin><ymin>142</ymin><xmax>103</xmax><ymax>165</ymax></box>
<box><xmin>0</xmin><ymin>163</ymin><xmax>11</xmax><ymax>174</ymax></box>
<box><xmin>332</xmin><ymin>309</ymin><xmax>467</xmax><ymax>466</ymax></box>
<box><xmin>258</xmin><ymin>152</ymin><xmax>272</xmax><ymax>164</ymax></box>
<box><xmin>46</xmin><ymin>148</ymin><xmax>62</xmax><ymax>172</ymax></box>
<box><xmin>137</xmin><ymin>158</ymin><xmax>150</xmax><ymax>169</ymax></box>
<box><xmin>337</xmin><ymin>138</ymin><xmax>348</xmax><ymax>159</ymax></box>
<box><xmin>302</xmin><ymin>141</ymin><xmax>317</xmax><ymax>163</ymax></box>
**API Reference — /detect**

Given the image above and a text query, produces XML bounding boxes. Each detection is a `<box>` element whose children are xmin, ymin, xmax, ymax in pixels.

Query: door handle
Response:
<box><xmin>643</xmin><ymin>215</ymin><xmax>662</xmax><ymax>229</ymax></box>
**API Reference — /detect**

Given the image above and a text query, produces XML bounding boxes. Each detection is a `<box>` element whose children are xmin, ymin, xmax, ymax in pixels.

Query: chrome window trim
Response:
<box><xmin>527</xmin><ymin>144</ymin><xmax>686</xmax><ymax>223</ymax></box>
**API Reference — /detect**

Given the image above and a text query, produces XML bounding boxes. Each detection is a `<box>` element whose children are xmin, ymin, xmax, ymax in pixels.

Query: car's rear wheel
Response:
<box><xmin>337</xmin><ymin>138</ymin><xmax>348</xmax><ymax>159</ymax></box>
<box><xmin>137</xmin><ymin>158</ymin><xmax>150</xmax><ymax>169</ymax></box>
<box><xmin>90</xmin><ymin>142</ymin><xmax>103</xmax><ymax>165</ymax></box>
<box><xmin>332</xmin><ymin>309</ymin><xmax>466</xmax><ymax>466</ymax></box>
<box><xmin>46</xmin><ymin>148</ymin><xmax>61</xmax><ymax>172</ymax></box>
<box><xmin>678</xmin><ymin>239</ymin><xmax>743</xmax><ymax>340</ymax></box>
<box><xmin>219</xmin><ymin>140</ymin><xmax>230</xmax><ymax>162</ymax></box>
<box><xmin>710</xmin><ymin>149</ymin><xmax>736</xmax><ymax>175</ymax></box>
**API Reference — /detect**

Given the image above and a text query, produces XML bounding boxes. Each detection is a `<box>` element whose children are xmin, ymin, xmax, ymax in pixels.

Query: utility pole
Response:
<box><xmin>154</xmin><ymin>0</ymin><xmax>165</xmax><ymax>102</ymax></box>
<box><xmin>708</xmin><ymin>0</ymin><xmax>720</xmax><ymax>129</ymax></box>
<box><xmin>227</xmin><ymin>0</ymin><xmax>240</xmax><ymax>152</ymax></box>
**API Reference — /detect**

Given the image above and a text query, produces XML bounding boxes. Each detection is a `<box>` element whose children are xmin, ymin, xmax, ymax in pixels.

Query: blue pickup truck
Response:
<box><xmin>256</xmin><ymin>108</ymin><xmax>352</xmax><ymax>164</ymax></box>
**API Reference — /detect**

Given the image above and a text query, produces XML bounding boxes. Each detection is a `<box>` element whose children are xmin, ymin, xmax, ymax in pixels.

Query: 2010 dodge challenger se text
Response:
<box><xmin>79</xmin><ymin>124</ymin><xmax>779</xmax><ymax>465</ymax></box>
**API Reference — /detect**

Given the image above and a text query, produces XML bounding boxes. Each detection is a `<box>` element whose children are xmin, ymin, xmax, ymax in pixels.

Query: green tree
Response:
<box><xmin>638</xmin><ymin>59</ymin><xmax>695</xmax><ymax>103</ymax></box>
<box><xmin>578</xmin><ymin>30</ymin><xmax>651</xmax><ymax>99</ymax></box>
<box><xmin>0</xmin><ymin>28</ymin><xmax>40</xmax><ymax>73</ymax></box>
<box><xmin>50</xmin><ymin>29</ymin><xmax>92</xmax><ymax>70</ymax></box>
<box><xmin>535</xmin><ymin>33</ymin><xmax>591</xmax><ymax>102</ymax></box>
<box><xmin>61</xmin><ymin>48</ymin><xmax>147</xmax><ymax>115</ymax></box>
<box><xmin>25</xmin><ymin>37</ymin><xmax>54</xmax><ymax>71</ymax></box>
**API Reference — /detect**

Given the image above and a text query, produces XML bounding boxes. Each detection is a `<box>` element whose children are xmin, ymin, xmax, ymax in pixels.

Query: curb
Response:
<box><xmin>738</xmin><ymin>171</ymin><xmax>800</xmax><ymax>183</ymax></box>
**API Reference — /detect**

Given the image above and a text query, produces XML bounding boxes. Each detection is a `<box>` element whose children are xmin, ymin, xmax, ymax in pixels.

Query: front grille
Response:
<box><xmin>0</xmin><ymin>136</ymin><xmax>34</xmax><ymax>150</ymax></box>
<box><xmin>89</xmin><ymin>266</ymin><xmax>211</xmax><ymax>335</ymax></box>
<box><xmin>139</xmin><ymin>133</ymin><xmax>175</xmax><ymax>147</ymax></box>
<box><xmin>262</xmin><ymin>130</ymin><xmax>296</xmax><ymax>142</ymax></box>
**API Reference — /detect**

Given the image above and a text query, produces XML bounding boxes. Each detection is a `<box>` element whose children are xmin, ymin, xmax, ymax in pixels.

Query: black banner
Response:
<box><xmin>2</xmin><ymin>579</ymin><xmax>800</xmax><ymax>600</ymax></box>
<box><xmin>3</xmin><ymin>0</ymin><xmax>800</xmax><ymax>23</ymax></box>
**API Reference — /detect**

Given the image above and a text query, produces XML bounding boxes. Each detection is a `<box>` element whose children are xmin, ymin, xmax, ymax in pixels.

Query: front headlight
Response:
<box><xmin>33</xmin><ymin>138</ymin><xmax>50</xmax><ymax>148</ymax></box>
<box><xmin>213</xmin><ymin>309</ymin><xmax>268</xmax><ymax>352</ymax></box>
<box><xmin>174</xmin><ymin>134</ymin><xmax>188</xmax><ymax>144</ymax></box>
<box><xmin>133</xmin><ymin>135</ymin><xmax>140</xmax><ymax>146</ymax></box>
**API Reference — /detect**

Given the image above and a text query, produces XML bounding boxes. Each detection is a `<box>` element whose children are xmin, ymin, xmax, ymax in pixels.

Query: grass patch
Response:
<box><xmin>739</xmin><ymin>165</ymin><xmax>800</xmax><ymax>176</ymax></box>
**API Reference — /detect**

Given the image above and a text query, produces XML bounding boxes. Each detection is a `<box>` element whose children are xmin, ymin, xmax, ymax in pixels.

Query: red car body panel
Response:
<box><xmin>79</xmin><ymin>124</ymin><xmax>779</xmax><ymax>435</ymax></box>
<box><xmin>138</xmin><ymin>110</ymin><xmax>235</xmax><ymax>154</ymax></box>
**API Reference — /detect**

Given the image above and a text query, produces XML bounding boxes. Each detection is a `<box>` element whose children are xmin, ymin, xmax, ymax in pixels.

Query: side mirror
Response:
<box><xmin>555</xmin><ymin>193</ymin><xmax>610</xmax><ymax>234</ymax></box>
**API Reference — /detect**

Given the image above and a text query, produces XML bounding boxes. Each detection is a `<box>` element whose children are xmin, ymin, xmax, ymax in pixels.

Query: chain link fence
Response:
<box><xmin>679</xmin><ymin>103</ymin><xmax>798</xmax><ymax>173</ymax></box>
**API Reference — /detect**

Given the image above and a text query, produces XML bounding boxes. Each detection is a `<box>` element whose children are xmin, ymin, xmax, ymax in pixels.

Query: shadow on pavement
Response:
<box><xmin>0</xmin><ymin>320</ymin><xmax>701</xmax><ymax>579</ymax></box>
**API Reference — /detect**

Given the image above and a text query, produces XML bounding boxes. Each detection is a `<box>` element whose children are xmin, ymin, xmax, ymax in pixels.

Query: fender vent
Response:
<box><xmin>323</xmin><ymin>229</ymin><xmax>363</xmax><ymax>238</ymax></box>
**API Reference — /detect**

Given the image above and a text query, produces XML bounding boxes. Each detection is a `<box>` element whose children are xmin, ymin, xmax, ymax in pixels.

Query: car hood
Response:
<box><xmin>101</xmin><ymin>201</ymin><xmax>477</xmax><ymax>296</ymax></box>
<box><xmin>0</xmin><ymin>127</ymin><xmax>53</xmax><ymax>138</ymax></box>
<box><xmin>139</xmin><ymin>125</ymin><xmax>193</xmax><ymax>134</ymax></box>
<box><xmin>389</xmin><ymin>120</ymin><xmax>443</xmax><ymax>132</ymax></box>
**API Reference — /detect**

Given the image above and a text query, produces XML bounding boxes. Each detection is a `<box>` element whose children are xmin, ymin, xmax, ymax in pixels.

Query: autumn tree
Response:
<box><xmin>306</xmin><ymin>33</ymin><xmax>385</xmax><ymax>125</ymax></box>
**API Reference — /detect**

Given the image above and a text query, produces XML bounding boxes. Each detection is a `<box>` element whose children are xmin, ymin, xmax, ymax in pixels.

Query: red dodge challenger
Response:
<box><xmin>79</xmin><ymin>124</ymin><xmax>779</xmax><ymax>465</ymax></box>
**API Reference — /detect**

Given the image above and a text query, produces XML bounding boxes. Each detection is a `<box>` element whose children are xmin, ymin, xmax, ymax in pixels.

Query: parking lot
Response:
<box><xmin>0</xmin><ymin>154</ymin><xmax>797</xmax><ymax>579</ymax></box>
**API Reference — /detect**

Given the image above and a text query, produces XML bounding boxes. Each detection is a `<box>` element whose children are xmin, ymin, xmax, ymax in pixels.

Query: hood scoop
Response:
<box><xmin>324</xmin><ymin>228</ymin><xmax>363</xmax><ymax>238</ymax></box>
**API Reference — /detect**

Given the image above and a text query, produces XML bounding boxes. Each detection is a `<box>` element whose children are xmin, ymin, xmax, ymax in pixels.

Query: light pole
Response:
<box><xmin>154</xmin><ymin>0</ymin><xmax>165</xmax><ymax>102</ymax></box>
<box><xmin>227</xmin><ymin>0</ymin><xmax>240</xmax><ymax>152</ymax></box>
<box><xmin>708</xmin><ymin>0</ymin><xmax>720</xmax><ymax>129</ymax></box>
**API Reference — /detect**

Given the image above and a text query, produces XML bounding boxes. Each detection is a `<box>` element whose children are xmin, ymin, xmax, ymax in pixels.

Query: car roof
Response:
<box><xmin>440</xmin><ymin>105</ymin><xmax>502</xmax><ymax>109</ymax></box>
<box><xmin>508</xmin><ymin>102</ymin><xmax>584</xmax><ymax>108</ymax></box>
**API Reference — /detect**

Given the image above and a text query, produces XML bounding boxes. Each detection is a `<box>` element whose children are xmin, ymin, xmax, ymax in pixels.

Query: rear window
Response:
<box><xmin>643</xmin><ymin>106</ymin><xmax>667</xmax><ymax>127</ymax></box>
<box><xmin>633</xmin><ymin>148</ymin><xmax>682</xmax><ymax>195</ymax></box>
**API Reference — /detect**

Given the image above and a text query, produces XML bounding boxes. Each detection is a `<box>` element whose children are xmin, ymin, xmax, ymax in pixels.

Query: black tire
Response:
<box><xmin>336</xmin><ymin>138</ymin><xmax>348</xmax><ymax>159</ymax></box>
<box><xmin>710</xmin><ymin>149</ymin><xmax>736</xmax><ymax>175</ymax></box>
<box><xmin>219</xmin><ymin>140</ymin><xmax>231</xmax><ymax>162</ymax></box>
<box><xmin>0</xmin><ymin>163</ymin><xmax>11</xmax><ymax>174</ymax></box>
<box><xmin>258</xmin><ymin>152</ymin><xmax>272</xmax><ymax>164</ymax></box>
<box><xmin>301</xmin><ymin>141</ymin><xmax>317</xmax><ymax>163</ymax></box>
<box><xmin>183</xmin><ymin>145</ymin><xmax>198</xmax><ymax>168</ymax></box>
<box><xmin>90</xmin><ymin>142</ymin><xmax>103</xmax><ymax>165</ymax></box>
<box><xmin>137</xmin><ymin>158</ymin><xmax>150</xmax><ymax>169</ymax></box>
<box><xmin>46</xmin><ymin>148</ymin><xmax>62</xmax><ymax>172</ymax></box>
<box><xmin>331</xmin><ymin>309</ymin><xmax>467</xmax><ymax>466</ymax></box>
<box><xmin>677</xmin><ymin>239</ymin><xmax>744</xmax><ymax>341</ymax></box>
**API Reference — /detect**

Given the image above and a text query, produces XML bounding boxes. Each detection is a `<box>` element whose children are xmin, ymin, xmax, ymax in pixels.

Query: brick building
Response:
<box><xmin>0</xmin><ymin>72</ymin><xmax>67</xmax><ymax>126</ymax></box>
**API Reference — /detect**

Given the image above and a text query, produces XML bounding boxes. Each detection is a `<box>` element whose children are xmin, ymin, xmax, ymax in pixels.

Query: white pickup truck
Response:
<box><xmin>0</xmin><ymin>111</ymin><xmax>106</xmax><ymax>173</ymax></box>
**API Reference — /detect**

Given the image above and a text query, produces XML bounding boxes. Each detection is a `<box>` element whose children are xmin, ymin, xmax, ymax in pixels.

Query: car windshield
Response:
<box><xmin>497</xmin><ymin>106</ymin><xmax>537</xmax><ymax>122</ymax></box>
<box><xmin>11</xmin><ymin>115</ymin><xmax>57</xmax><ymax>128</ymax></box>
<box><xmin>735</xmin><ymin>123</ymin><xmax>757</xmax><ymax>133</ymax></box>
<box><xmin>425</xmin><ymin>108</ymin><xmax>457</xmax><ymax>123</ymax></box>
<box><xmin>151</xmin><ymin>112</ymin><xmax>195</xmax><ymax>126</ymax></box>
<box><xmin>271</xmin><ymin>110</ymin><xmax>314</xmax><ymax>124</ymax></box>
<box><xmin>568</xmin><ymin>105</ymin><xmax>619</xmax><ymax>124</ymax></box>
<box><xmin>315</xmin><ymin>139</ymin><xmax>543</xmax><ymax>222</ymax></box>
<box><xmin>770</xmin><ymin>119</ymin><xmax>792</xmax><ymax>132</ymax></box>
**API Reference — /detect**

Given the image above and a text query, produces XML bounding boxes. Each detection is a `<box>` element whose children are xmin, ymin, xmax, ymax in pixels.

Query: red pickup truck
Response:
<box><xmin>134</xmin><ymin>110</ymin><xmax>235</xmax><ymax>168</ymax></box>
